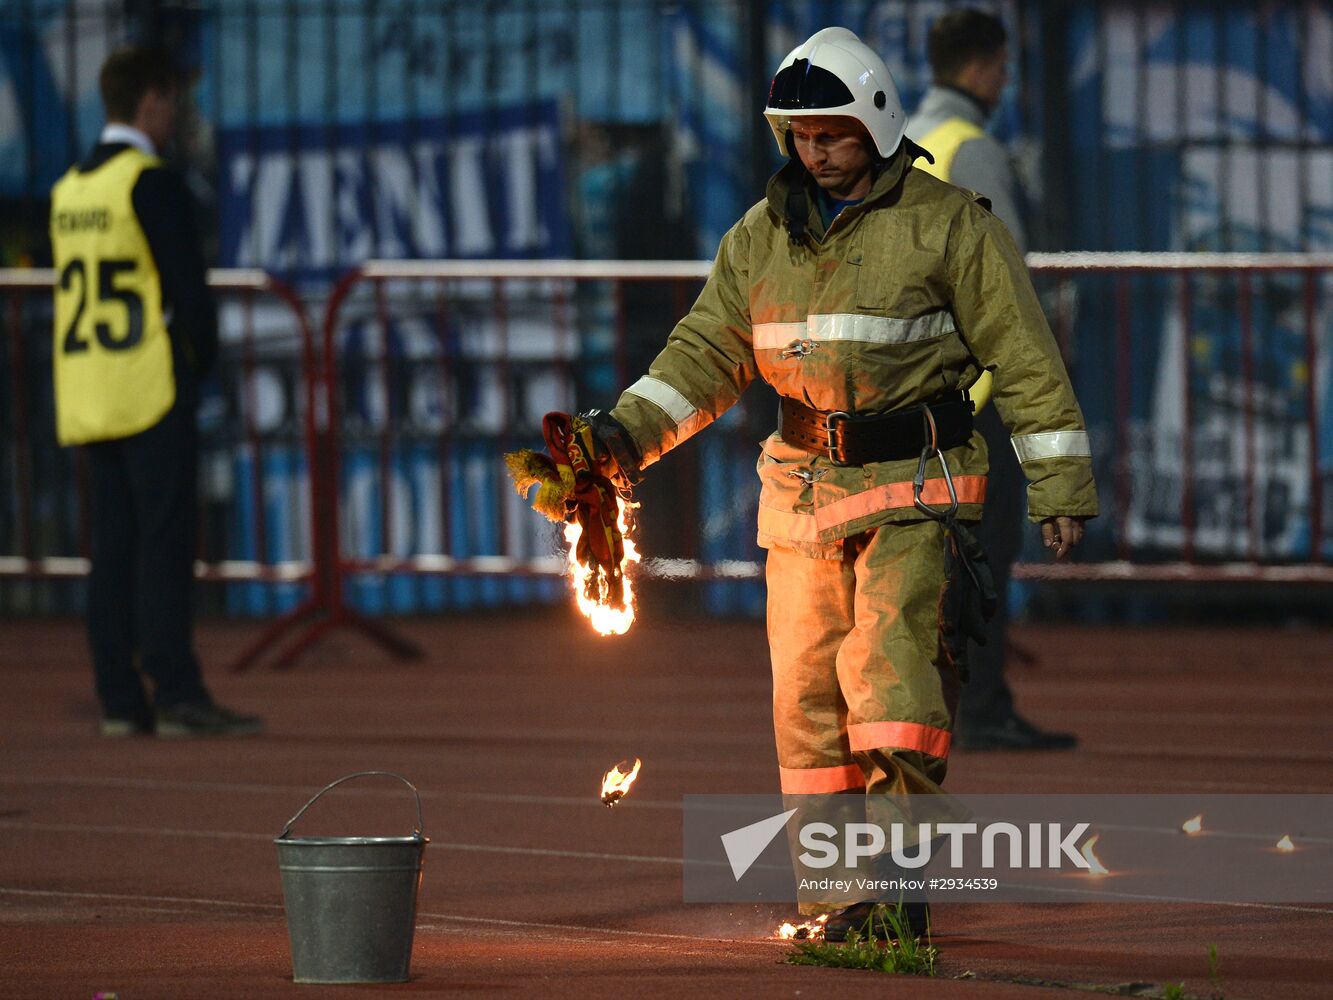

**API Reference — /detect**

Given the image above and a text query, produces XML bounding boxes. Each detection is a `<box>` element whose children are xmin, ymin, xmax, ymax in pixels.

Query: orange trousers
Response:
<box><xmin>766</xmin><ymin>520</ymin><xmax>961</xmax><ymax>797</ymax></box>
<box><xmin>768</xmin><ymin>521</ymin><xmax>963</xmax><ymax>914</ymax></box>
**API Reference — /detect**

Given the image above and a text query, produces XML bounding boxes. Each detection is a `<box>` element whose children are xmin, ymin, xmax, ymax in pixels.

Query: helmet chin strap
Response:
<box><xmin>782</xmin><ymin>128</ymin><xmax>809</xmax><ymax>246</ymax></box>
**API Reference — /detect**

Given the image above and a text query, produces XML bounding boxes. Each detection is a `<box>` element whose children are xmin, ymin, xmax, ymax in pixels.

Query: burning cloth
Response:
<box><xmin>506</xmin><ymin>412</ymin><xmax>637</xmax><ymax>631</ymax></box>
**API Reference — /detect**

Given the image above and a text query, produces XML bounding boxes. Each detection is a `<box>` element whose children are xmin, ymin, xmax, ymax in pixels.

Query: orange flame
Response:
<box><xmin>600</xmin><ymin>757</ymin><xmax>642</xmax><ymax>807</ymax></box>
<box><xmin>562</xmin><ymin>495</ymin><xmax>640</xmax><ymax>636</ymax></box>
<box><xmin>1275</xmin><ymin>834</ymin><xmax>1295</xmax><ymax>853</ymax></box>
<box><xmin>1182</xmin><ymin>814</ymin><xmax>1203</xmax><ymax>835</ymax></box>
<box><xmin>777</xmin><ymin>914</ymin><xmax>829</xmax><ymax>941</ymax></box>
<box><xmin>1080</xmin><ymin>834</ymin><xmax>1109</xmax><ymax>875</ymax></box>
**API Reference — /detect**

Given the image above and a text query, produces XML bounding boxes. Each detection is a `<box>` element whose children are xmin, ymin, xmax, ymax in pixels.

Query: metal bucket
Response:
<box><xmin>275</xmin><ymin>771</ymin><xmax>429</xmax><ymax>984</ymax></box>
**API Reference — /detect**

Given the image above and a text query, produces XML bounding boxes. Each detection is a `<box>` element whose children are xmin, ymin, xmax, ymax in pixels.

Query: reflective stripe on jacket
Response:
<box><xmin>609</xmin><ymin>144</ymin><xmax>1097</xmax><ymax>558</ymax></box>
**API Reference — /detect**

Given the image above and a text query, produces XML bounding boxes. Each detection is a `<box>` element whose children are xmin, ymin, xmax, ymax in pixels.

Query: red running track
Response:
<box><xmin>1</xmin><ymin>612</ymin><xmax>1330</xmax><ymax>999</ymax></box>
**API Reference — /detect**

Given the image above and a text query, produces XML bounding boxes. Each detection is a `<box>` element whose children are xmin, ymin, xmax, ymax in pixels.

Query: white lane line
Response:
<box><xmin>278</xmin><ymin>725</ymin><xmax>768</xmax><ymax>749</ymax></box>
<box><xmin>0</xmin><ymin>887</ymin><xmax>280</xmax><ymax>912</ymax></box>
<box><xmin>5</xmin><ymin>773</ymin><xmax>1328</xmax><ymax>843</ymax></box>
<box><xmin>2</xmin><ymin>821</ymin><xmax>1328</xmax><ymax>914</ymax></box>
<box><xmin>951</xmin><ymin>770</ymin><xmax>1330</xmax><ymax>794</ymax></box>
<box><xmin>0</xmin><ymin>820</ymin><xmax>682</xmax><ymax>865</ymax></box>
<box><xmin>5</xmin><ymin>875</ymin><xmax>1330</xmax><ymax>932</ymax></box>
<box><xmin>1048</xmin><ymin>709</ymin><xmax>1333</xmax><ymax>727</ymax></box>
<box><xmin>1078</xmin><ymin>745</ymin><xmax>1333</xmax><ymax>765</ymax></box>
<box><xmin>438</xmin><ymin>841</ymin><xmax>680</xmax><ymax>865</ymax></box>
<box><xmin>413</xmin><ymin>913</ymin><xmax>784</xmax><ymax>947</ymax></box>
<box><xmin>998</xmin><ymin>882</ymin><xmax>1333</xmax><ymax>915</ymax></box>
<box><xmin>1078</xmin><ymin>820</ymin><xmax>1333</xmax><ymax>846</ymax></box>
<box><xmin>8</xmin><ymin>770</ymin><xmax>1326</xmax><ymax>806</ymax></box>
<box><xmin>0</xmin><ymin>821</ymin><xmax>269</xmax><ymax>842</ymax></box>
<box><xmin>0</xmin><ymin>774</ymin><xmax>686</xmax><ymax>811</ymax></box>
<box><xmin>0</xmin><ymin>887</ymin><xmax>784</xmax><ymax>947</ymax></box>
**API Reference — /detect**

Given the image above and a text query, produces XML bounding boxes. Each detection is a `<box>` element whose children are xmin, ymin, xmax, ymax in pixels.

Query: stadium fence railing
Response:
<box><xmin>4</xmin><ymin>253</ymin><xmax>1331</xmax><ymax>663</ymax></box>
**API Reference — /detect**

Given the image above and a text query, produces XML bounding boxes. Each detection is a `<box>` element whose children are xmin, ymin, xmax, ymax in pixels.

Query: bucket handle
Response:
<box><xmin>278</xmin><ymin>771</ymin><xmax>426</xmax><ymax>841</ymax></box>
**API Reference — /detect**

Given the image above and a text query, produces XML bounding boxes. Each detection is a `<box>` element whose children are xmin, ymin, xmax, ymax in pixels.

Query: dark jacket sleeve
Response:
<box><xmin>132</xmin><ymin>166</ymin><xmax>219</xmax><ymax>379</ymax></box>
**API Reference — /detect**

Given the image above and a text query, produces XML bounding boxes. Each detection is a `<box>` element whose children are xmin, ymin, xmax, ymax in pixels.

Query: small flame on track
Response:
<box><xmin>777</xmin><ymin>914</ymin><xmax>829</xmax><ymax>941</ymax></box>
<box><xmin>600</xmin><ymin>757</ymin><xmax>642</xmax><ymax>808</ymax></box>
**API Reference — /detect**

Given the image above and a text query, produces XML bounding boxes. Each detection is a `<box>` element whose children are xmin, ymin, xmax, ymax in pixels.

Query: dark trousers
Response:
<box><xmin>85</xmin><ymin>401</ymin><xmax>209</xmax><ymax>716</ymax></box>
<box><xmin>963</xmin><ymin>405</ymin><xmax>1024</xmax><ymax>726</ymax></box>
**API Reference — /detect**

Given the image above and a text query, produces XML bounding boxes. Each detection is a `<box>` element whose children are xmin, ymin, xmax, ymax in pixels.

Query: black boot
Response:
<box><xmin>822</xmin><ymin>899</ymin><xmax>931</xmax><ymax>943</ymax></box>
<box><xmin>823</xmin><ymin>850</ymin><xmax>931</xmax><ymax>942</ymax></box>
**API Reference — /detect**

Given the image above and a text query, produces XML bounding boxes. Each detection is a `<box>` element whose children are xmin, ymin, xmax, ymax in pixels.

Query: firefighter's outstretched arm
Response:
<box><xmin>605</xmin><ymin>222</ymin><xmax>757</xmax><ymax>474</ymax></box>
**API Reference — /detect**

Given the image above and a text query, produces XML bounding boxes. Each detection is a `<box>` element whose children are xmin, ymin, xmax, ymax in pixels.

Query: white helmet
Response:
<box><xmin>763</xmin><ymin>27</ymin><xmax>906</xmax><ymax>159</ymax></box>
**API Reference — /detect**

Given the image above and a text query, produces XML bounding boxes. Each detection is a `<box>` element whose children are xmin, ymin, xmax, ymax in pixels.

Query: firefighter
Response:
<box><xmin>50</xmin><ymin>47</ymin><xmax>262</xmax><ymax>738</ymax></box>
<box><xmin>581</xmin><ymin>27</ymin><xmax>1096</xmax><ymax>938</ymax></box>
<box><xmin>908</xmin><ymin>7</ymin><xmax>1078</xmax><ymax>751</ymax></box>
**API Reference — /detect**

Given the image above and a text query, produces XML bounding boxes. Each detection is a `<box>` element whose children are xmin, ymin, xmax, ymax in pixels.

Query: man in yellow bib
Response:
<box><xmin>50</xmin><ymin>47</ymin><xmax>261</xmax><ymax>738</ymax></box>
<box><xmin>908</xmin><ymin>9</ymin><xmax>1076</xmax><ymax>751</ymax></box>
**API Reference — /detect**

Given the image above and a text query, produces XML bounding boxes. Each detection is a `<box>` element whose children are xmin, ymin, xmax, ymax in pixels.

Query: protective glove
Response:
<box><xmin>505</xmin><ymin>411</ymin><xmax>635</xmax><ymax>609</ymax></box>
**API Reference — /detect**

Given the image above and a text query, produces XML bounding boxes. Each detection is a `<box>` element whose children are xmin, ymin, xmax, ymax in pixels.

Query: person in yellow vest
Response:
<box><xmin>50</xmin><ymin>47</ymin><xmax>262</xmax><ymax>738</ymax></box>
<box><xmin>907</xmin><ymin>9</ymin><xmax>1078</xmax><ymax>752</ymax></box>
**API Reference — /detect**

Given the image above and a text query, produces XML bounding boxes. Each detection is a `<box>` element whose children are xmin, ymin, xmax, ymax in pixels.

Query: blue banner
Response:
<box><xmin>216</xmin><ymin>102</ymin><xmax>570</xmax><ymax>282</ymax></box>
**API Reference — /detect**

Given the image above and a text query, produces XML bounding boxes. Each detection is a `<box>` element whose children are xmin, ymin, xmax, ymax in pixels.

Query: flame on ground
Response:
<box><xmin>600</xmin><ymin>757</ymin><xmax>642</xmax><ymax>807</ymax></box>
<box><xmin>777</xmin><ymin>914</ymin><xmax>829</xmax><ymax>941</ymax></box>
<box><xmin>1080</xmin><ymin>834</ymin><xmax>1109</xmax><ymax>875</ymax></box>
<box><xmin>1275</xmin><ymin>834</ymin><xmax>1295</xmax><ymax>853</ymax></box>
<box><xmin>1182</xmin><ymin>814</ymin><xmax>1203</xmax><ymax>835</ymax></box>
<box><xmin>562</xmin><ymin>495</ymin><xmax>640</xmax><ymax>636</ymax></box>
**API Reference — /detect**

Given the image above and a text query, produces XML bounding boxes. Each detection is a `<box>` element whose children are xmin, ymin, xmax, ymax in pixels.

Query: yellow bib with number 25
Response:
<box><xmin>50</xmin><ymin>147</ymin><xmax>175</xmax><ymax>445</ymax></box>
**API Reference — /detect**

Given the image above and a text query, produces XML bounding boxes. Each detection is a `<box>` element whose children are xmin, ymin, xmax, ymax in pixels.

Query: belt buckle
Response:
<box><xmin>824</xmin><ymin>411</ymin><xmax>851</xmax><ymax>465</ymax></box>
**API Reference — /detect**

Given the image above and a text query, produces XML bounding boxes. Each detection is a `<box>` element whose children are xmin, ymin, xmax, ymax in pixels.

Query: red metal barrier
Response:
<box><xmin>1019</xmin><ymin>252</ymin><xmax>1333</xmax><ymax>583</ymax></box>
<box><xmin>0</xmin><ymin>268</ymin><xmax>342</xmax><ymax>669</ymax></box>
<box><xmin>320</xmin><ymin>260</ymin><xmax>731</xmax><ymax>589</ymax></box>
<box><xmin>245</xmin><ymin>261</ymin><xmax>425</xmax><ymax>670</ymax></box>
<box><xmin>5</xmin><ymin>253</ymin><xmax>1330</xmax><ymax>673</ymax></box>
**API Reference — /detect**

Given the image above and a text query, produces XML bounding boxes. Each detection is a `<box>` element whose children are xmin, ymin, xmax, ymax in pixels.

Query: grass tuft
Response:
<box><xmin>1207</xmin><ymin>943</ymin><xmax>1223</xmax><ymax>999</ymax></box>
<box><xmin>1153</xmin><ymin>943</ymin><xmax>1224</xmax><ymax>1000</ymax></box>
<box><xmin>785</xmin><ymin>904</ymin><xmax>937</xmax><ymax>976</ymax></box>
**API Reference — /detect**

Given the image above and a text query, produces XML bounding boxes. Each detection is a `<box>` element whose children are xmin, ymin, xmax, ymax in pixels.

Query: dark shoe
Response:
<box><xmin>99</xmin><ymin>713</ymin><xmax>154</xmax><ymax>737</ymax></box>
<box><xmin>822</xmin><ymin>900</ymin><xmax>930</xmax><ymax>943</ymax></box>
<box><xmin>155</xmin><ymin>702</ymin><xmax>264</xmax><ymax>738</ymax></box>
<box><xmin>957</xmin><ymin>712</ymin><xmax>1077</xmax><ymax>751</ymax></box>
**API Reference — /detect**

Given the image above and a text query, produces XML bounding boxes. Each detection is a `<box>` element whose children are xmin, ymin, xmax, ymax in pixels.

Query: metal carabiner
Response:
<box><xmin>786</xmin><ymin>467</ymin><xmax>828</xmax><ymax>486</ymax></box>
<box><xmin>912</xmin><ymin>404</ymin><xmax>959</xmax><ymax>521</ymax></box>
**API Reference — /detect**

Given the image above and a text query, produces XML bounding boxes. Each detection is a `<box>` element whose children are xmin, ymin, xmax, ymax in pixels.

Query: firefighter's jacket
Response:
<box><xmin>608</xmin><ymin>145</ymin><xmax>1098</xmax><ymax>559</ymax></box>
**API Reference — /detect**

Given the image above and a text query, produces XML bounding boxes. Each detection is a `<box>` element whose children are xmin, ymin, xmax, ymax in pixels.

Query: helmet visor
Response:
<box><xmin>767</xmin><ymin>58</ymin><xmax>855</xmax><ymax>110</ymax></box>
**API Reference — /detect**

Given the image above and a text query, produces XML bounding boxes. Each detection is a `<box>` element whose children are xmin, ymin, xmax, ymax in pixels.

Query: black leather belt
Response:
<box><xmin>780</xmin><ymin>392</ymin><xmax>974</xmax><ymax>465</ymax></box>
